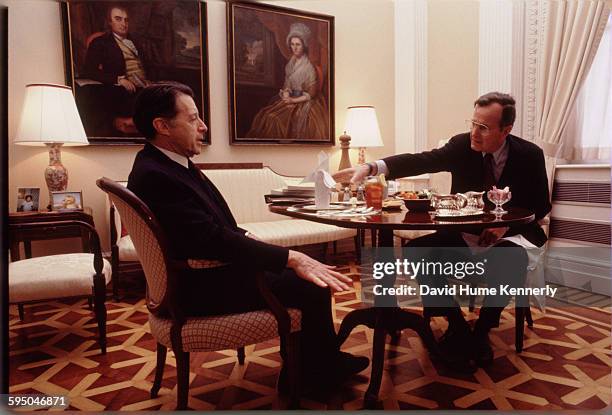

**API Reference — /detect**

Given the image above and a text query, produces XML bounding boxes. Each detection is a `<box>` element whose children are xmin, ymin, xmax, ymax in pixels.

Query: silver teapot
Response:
<box><xmin>431</xmin><ymin>193</ymin><xmax>468</xmax><ymax>211</ymax></box>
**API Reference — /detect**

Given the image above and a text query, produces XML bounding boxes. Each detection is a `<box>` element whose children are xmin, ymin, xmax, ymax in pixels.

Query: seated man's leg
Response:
<box><xmin>266</xmin><ymin>268</ymin><xmax>369</xmax><ymax>384</ymax></box>
<box><xmin>406</xmin><ymin>231</ymin><xmax>477</xmax><ymax>371</ymax></box>
<box><xmin>406</xmin><ymin>231</ymin><xmax>471</xmax><ymax>329</ymax></box>
<box><xmin>472</xmin><ymin>240</ymin><xmax>528</xmax><ymax>366</ymax></box>
<box><xmin>181</xmin><ymin>266</ymin><xmax>368</xmax><ymax>387</ymax></box>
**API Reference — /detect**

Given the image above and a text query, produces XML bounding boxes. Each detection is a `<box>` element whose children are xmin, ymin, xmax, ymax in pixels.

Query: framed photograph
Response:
<box><xmin>16</xmin><ymin>188</ymin><xmax>40</xmax><ymax>212</ymax></box>
<box><xmin>61</xmin><ymin>1</ymin><xmax>211</xmax><ymax>145</ymax></box>
<box><xmin>227</xmin><ymin>1</ymin><xmax>335</xmax><ymax>145</ymax></box>
<box><xmin>51</xmin><ymin>191</ymin><xmax>83</xmax><ymax>212</ymax></box>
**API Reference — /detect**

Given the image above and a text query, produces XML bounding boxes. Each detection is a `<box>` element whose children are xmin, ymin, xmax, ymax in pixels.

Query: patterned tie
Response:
<box><xmin>483</xmin><ymin>153</ymin><xmax>496</xmax><ymax>191</ymax></box>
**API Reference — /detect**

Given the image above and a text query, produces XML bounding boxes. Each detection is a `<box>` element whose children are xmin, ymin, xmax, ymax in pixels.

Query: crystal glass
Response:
<box><xmin>487</xmin><ymin>189</ymin><xmax>512</xmax><ymax>215</ymax></box>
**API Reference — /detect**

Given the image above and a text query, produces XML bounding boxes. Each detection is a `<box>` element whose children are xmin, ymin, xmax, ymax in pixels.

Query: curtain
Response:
<box><xmin>562</xmin><ymin>14</ymin><xmax>612</xmax><ymax>161</ymax></box>
<box><xmin>534</xmin><ymin>0</ymin><xmax>610</xmax><ymax>158</ymax></box>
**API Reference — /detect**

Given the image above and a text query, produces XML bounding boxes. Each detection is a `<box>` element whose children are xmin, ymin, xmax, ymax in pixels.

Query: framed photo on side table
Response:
<box><xmin>227</xmin><ymin>1</ymin><xmax>335</xmax><ymax>145</ymax></box>
<box><xmin>16</xmin><ymin>187</ymin><xmax>40</xmax><ymax>212</ymax></box>
<box><xmin>61</xmin><ymin>0</ymin><xmax>211</xmax><ymax>145</ymax></box>
<box><xmin>51</xmin><ymin>191</ymin><xmax>83</xmax><ymax>212</ymax></box>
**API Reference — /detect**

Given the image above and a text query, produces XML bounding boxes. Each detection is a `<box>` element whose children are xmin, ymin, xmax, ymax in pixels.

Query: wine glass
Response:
<box><xmin>487</xmin><ymin>189</ymin><xmax>511</xmax><ymax>215</ymax></box>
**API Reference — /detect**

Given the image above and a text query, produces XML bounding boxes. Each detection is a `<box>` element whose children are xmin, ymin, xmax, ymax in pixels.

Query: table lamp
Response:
<box><xmin>14</xmin><ymin>83</ymin><xmax>89</xmax><ymax>209</ymax></box>
<box><xmin>345</xmin><ymin>105</ymin><xmax>383</xmax><ymax>165</ymax></box>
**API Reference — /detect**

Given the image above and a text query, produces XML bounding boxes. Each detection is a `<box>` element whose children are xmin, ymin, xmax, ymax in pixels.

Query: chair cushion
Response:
<box><xmin>9</xmin><ymin>253</ymin><xmax>112</xmax><ymax>303</ymax></box>
<box><xmin>149</xmin><ymin>308</ymin><xmax>302</xmax><ymax>352</ymax></box>
<box><xmin>240</xmin><ymin>220</ymin><xmax>357</xmax><ymax>247</ymax></box>
<box><xmin>117</xmin><ymin>235</ymin><xmax>139</xmax><ymax>261</ymax></box>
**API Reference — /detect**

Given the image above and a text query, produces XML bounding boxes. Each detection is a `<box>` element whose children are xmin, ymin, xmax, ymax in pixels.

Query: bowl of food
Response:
<box><xmin>398</xmin><ymin>191</ymin><xmax>432</xmax><ymax>211</ymax></box>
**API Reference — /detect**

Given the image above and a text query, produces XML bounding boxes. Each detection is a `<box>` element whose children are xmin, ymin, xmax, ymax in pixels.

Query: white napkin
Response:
<box><xmin>301</xmin><ymin>151</ymin><xmax>336</xmax><ymax>208</ymax></box>
<box><xmin>302</xmin><ymin>151</ymin><xmax>331</xmax><ymax>183</ymax></box>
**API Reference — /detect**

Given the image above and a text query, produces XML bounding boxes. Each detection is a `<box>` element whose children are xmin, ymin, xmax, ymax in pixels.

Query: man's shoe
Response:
<box><xmin>473</xmin><ymin>332</ymin><xmax>494</xmax><ymax>367</ymax></box>
<box><xmin>277</xmin><ymin>352</ymin><xmax>369</xmax><ymax>394</ymax></box>
<box><xmin>436</xmin><ymin>326</ymin><xmax>477</xmax><ymax>373</ymax></box>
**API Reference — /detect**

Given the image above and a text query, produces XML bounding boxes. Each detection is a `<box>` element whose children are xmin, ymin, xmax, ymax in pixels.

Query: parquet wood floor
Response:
<box><xmin>8</xmin><ymin>244</ymin><xmax>611</xmax><ymax>410</ymax></box>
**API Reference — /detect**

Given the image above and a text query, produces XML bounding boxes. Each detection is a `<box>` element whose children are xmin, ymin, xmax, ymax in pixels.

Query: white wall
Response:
<box><xmin>427</xmin><ymin>0</ymin><xmax>479</xmax><ymax>149</ymax></box>
<box><xmin>4</xmin><ymin>0</ymin><xmax>395</xmax><ymax>251</ymax></box>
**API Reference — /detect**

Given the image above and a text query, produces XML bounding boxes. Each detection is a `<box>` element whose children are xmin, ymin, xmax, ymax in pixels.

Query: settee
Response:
<box><xmin>107</xmin><ymin>163</ymin><xmax>357</xmax><ymax>298</ymax></box>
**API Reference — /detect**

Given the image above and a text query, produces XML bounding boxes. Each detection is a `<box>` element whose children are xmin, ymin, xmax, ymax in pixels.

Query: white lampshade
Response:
<box><xmin>345</xmin><ymin>106</ymin><xmax>383</xmax><ymax>148</ymax></box>
<box><xmin>14</xmin><ymin>83</ymin><xmax>88</xmax><ymax>146</ymax></box>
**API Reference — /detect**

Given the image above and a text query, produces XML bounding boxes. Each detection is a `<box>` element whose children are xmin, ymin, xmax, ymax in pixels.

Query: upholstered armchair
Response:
<box><xmin>8</xmin><ymin>219</ymin><xmax>110</xmax><ymax>354</ymax></box>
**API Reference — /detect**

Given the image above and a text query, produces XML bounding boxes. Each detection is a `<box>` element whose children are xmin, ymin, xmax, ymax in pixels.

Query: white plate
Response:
<box><xmin>434</xmin><ymin>208</ymin><xmax>485</xmax><ymax>218</ymax></box>
<box><xmin>335</xmin><ymin>200</ymin><xmax>366</xmax><ymax>206</ymax></box>
<box><xmin>298</xmin><ymin>204</ymin><xmax>347</xmax><ymax>211</ymax></box>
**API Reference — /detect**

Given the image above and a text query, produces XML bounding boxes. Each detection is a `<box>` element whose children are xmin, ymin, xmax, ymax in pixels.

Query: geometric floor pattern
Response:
<box><xmin>8</xmin><ymin>247</ymin><xmax>611</xmax><ymax>410</ymax></box>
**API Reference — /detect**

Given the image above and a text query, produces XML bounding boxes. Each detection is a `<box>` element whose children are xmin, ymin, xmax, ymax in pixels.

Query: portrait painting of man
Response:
<box><xmin>228</xmin><ymin>2</ymin><xmax>335</xmax><ymax>145</ymax></box>
<box><xmin>62</xmin><ymin>1</ymin><xmax>210</xmax><ymax>144</ymax></box>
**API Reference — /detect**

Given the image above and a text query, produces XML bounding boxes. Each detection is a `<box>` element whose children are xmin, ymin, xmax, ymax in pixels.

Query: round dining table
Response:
<box><xmin>269</xmin><ymin>203</ymin><xmax>535</xmax><ymax>407</ymax></box>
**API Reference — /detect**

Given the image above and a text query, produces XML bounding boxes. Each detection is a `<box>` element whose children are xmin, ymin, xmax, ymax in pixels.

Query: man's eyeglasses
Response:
<box><xmin>465</xmin><ymin>119</ymin><xmax>492</xmax><ymax>135</ymax></box>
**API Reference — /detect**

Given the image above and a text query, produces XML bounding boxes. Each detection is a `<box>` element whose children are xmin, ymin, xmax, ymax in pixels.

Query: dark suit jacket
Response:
<box><xmin>127</xmin><ymin>144</ymin><xmax>288</xmax><ymax>274</ymax></box>
<box><xmin>384</xmin><ymin>133</ymin><xmax>552</xmax><ymax>247</ymax></box>
<box><xmin>84</xmin><ymin>32</ymin><xmax>143</xmax><ymax>85</ymax></box>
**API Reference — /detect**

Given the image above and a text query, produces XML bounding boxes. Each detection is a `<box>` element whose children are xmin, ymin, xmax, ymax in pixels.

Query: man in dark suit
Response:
<box><xmin>334</xmin><ymin>92</ymin><xmax>551</xmax><ymax>370</ymax></box>
<box><xmin>82</xmin><ymin>4</ymin><xmax>148</xmax><ymax>134</ymax></box>
<box><xmin>127</xmin><ymin>82</ymin><xmax>368</xmax><ymax>391</ymax></box>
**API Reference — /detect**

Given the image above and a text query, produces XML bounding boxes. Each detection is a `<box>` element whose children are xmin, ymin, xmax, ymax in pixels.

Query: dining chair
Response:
<box><xmin>9</xmin><ymin>219</ymin><xmax>110</xmax><ymax>354</ymax></box>
<box><xmin>96</xmin><ymin>177</ymin><xmax>302</xmax><ymax>409</ymax></box>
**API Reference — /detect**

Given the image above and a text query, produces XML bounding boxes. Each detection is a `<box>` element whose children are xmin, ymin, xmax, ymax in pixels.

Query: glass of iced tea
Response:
<box><xmin>364</xmin><ymin>177</ymin><xmax>384</xmax><ymax>210</ymax></box>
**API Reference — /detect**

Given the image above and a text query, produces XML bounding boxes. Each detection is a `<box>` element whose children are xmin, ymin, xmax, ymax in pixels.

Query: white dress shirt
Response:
<box><xmin>153</xmin><ymin>145</ymin><xmax>189</xmax><ymax>169</ymax></box>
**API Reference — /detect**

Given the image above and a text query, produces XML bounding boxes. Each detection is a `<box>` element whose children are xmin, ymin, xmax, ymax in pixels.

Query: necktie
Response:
<box><xmin>483</xmin><ymin>153</ymin><xmax>496</xmax><ymax>191</ymax></box>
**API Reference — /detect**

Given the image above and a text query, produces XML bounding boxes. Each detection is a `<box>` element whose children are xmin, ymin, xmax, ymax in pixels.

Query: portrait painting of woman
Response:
<box><xmin>228</xmin><ymin>2</ymin><xmax>334</xmax><ymax>145</ymax></box>
<box><xmin>246</xmin><ymin>23</ymin><xmax>328</xmax><ymax>140</ymax></box>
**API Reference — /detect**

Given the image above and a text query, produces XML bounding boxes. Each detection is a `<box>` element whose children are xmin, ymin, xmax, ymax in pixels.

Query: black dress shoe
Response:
<box><xmin>277</xmin><ymin>352</ymin><xmax>369</xmax><ymax>394</ymax></box>
<box><xmin>473</xmin><ymin>332</ymin><xmax>494</xmax><ymax>367</ymax></box>
<box><xmin>435</xmin><ymin>326</ymin><xmax>477</xmax><ymax>373</ymax></box>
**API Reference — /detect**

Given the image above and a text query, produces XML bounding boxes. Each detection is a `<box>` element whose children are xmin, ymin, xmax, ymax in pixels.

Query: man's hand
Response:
<box><xmin>287</xmin><ymin>250</ymin><xmax>352</xmax><ymax>292</ymax></box>
<box><xmin>119</xmin><ymin>78</ymin><xmax>137</xmax><ymax>93</ymax></box>
<box><xmin>478</xmin><ymin>226</ymin><xmax>509</xmax><ymax>246</ymax></box>
<box><xmin>333</xmin><ymin>164</ymin><xmax>370</xmax><ymax>185</ymax></box>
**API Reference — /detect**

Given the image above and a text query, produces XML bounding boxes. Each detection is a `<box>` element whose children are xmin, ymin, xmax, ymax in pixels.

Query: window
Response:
<box><xmin>564</xmin><ymin>14</ymin><xmax>612</xmax><ymax>162</ymax></box>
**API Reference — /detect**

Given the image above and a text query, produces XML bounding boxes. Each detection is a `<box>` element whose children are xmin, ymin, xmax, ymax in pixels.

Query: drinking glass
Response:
<box><xmin>364</xmin><ymin>178</ymin><xmax>384</xmax><ymax>210</ymax></box>
<box><xmin>487</xmin><ymin>189</ymin><xmax>512</xmax><ymax>215</ymax></box>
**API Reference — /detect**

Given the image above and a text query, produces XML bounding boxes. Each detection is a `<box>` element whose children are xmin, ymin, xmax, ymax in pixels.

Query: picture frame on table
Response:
<box><xmin>16</xmin><ymin>187</ymin><xmax>40</xmax><ymax>212</ymax></box>
<box><xmin>61</xmin><ymin>0</ymin><xmax>211</xmax><ymax>145</ymax></box>
<box><xmin>227</xmin><ymin>1</ymin><xmax>335</xmax><ymax>145</ymax></box>
<box><xmin>51</xmin><ymin>191</ymin><xmax>84</xmax><ymax>212</ymax></box>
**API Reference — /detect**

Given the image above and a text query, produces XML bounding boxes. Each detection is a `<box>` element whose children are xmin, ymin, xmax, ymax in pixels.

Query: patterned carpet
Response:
<box><xmin>8</xmin><ymin>244</ymin><xmax>611</xmax><ymax>411</ymax></box>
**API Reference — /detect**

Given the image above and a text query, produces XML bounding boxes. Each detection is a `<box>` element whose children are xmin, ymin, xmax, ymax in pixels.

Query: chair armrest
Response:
<box><xmin>9</xmin><ymin>220</ymin><xmax>105</xmax><ymax>275</ymax></box>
